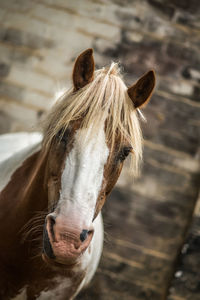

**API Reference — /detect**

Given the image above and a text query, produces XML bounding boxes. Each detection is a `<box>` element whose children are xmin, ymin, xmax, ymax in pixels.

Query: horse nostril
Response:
<box><xmin>49</xmin><ymin>216</ymin><xmax>56</xmax><ymax>240</ymax></box>
<box><xmin>47</xmin><ymin>215</ymin><xmax>56</xmax><ymax>241</ymax></box>
<box><xmin>43</xmin><ymin>225</ymin><xmax>55</xmax><ymax>259</ymax></box>
<box><xmin>80</xmin><ymin>229</ymin><xmax>89</xmax><ymax>242</ymax></box>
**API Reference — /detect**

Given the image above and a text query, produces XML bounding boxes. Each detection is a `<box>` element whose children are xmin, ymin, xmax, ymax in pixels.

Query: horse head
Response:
<box><xmin>41</xmin><ymin>49</ymin><xmax>155</xmax><ymax>267</ymax></box>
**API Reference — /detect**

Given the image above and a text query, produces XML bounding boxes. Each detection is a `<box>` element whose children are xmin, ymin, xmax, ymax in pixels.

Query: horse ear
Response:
<box><xmin>72</xmin><ymin>48</ymin><xmax>95</xmax><ymax>91</ymax></box>
<box><xmin>127</xmin><ymin>70</ymin><xmax>156</xmax><ymax>109</ymax></box>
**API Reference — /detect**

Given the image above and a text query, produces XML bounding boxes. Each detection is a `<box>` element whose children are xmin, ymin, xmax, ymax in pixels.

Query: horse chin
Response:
<box><xmin>42</xmin><ymin>253</ymin><xmax>80</xmax><ymax>269</ymax></box>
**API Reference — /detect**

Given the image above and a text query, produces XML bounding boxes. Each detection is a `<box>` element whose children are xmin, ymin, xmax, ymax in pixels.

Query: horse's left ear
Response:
<box><xmin>73</xmin><ymin>48</ymin><xmax>95</xmax><ymax>91</ymax></box>
<box><xmin>127</xmin><ymin>70</ymin><xmax>156</xmax><ymax>109</ymax></box>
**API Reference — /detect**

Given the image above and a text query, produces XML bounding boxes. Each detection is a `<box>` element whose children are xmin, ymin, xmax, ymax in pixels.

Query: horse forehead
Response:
<box><xmin>59</xmin><ymin>125</ymin><xmax>109</xmax><ymax>211</ymax></box>
<box><xmin>60</xmin><ymin>125</ymin><xmax>109</xmax><ymax>196</ymax></box>
<box><xmin>71</xmin><ymin>125</ymin><xmax>109</xmax><ymax>159</ymax></box>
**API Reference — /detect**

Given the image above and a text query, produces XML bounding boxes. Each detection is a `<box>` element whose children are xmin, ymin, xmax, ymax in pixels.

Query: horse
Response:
<box><xmin>0</xmin><ymin>48</ymin><xmax>155</xmax><ymax>300</ymax></box>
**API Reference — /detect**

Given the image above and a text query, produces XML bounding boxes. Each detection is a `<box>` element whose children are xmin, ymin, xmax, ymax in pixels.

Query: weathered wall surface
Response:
<box><xmin>0</xmin><ymin>0</ymin><xmax>200</xmax><ymax>299</ymax></box>
<box><xmin>168</xmin><ymin>193</ymin><xmax>200</xmax><ymax>300</ymax></box>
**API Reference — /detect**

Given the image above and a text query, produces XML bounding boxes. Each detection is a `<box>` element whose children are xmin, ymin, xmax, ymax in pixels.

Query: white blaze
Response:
<box><xmin>58</xmin><ymin>125</ymin><xmax>109</xmax><ymax>227</ymax></box>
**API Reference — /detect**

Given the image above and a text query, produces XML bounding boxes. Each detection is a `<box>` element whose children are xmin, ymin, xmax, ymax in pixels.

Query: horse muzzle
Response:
<box><xmin>42</xmin><ymin>214</ymin><xmax>94</xmax><ymax>266</ymax></box>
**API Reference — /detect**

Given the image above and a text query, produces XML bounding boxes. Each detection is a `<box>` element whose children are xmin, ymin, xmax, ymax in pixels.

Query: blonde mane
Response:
<box><xmin>43</xmin><ymin>63</ymin><xmax>143</xmax><ymax>176</ymax></box>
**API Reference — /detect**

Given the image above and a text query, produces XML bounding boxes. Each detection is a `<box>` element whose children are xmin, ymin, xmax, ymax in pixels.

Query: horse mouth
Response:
<box><xmin>42</xmin><ymin>252</ymin><xmax>79</xmax><ymax>269</ymax></box>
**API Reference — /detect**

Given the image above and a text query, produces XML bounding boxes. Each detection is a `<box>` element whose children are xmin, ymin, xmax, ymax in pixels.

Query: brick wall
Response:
<box><xmin>0</xmin><ymin>0</ymin><xmax>200</xmax><ymax>299</ymax></box>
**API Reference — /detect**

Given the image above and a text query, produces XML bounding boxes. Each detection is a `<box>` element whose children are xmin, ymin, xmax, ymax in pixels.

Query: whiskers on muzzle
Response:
<box><xmin>19</xmin><ymin>211</ymin><xmax>47</xmax><ymax>244</ymax></box>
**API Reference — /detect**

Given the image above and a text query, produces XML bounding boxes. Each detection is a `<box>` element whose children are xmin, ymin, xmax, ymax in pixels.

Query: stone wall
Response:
<box><xmin>168</xmin><ymin>193</ymin><xmax>200</xmax><ymax>300</ymax></box>
<box><xmin>0</xmin><ymin>0</ymin><xmax>200</xmax><ymax>299</ymax></box>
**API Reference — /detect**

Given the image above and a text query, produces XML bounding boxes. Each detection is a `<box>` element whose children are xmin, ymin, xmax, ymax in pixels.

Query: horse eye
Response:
<box><xmin>56</xmin><ymin>129</ymin><xmax>68</xmax><ymax>145</ymax></box>
<box><xmin>118</xmin><ymin>146</ymin><xmax>132</xmax><ymax>161</ymax></box>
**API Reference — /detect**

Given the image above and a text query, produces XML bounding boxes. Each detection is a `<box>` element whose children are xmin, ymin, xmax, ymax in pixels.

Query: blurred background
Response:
<box><xmin>0</xmin><ymin>0</ymin><xmax>200</xmax><ymax>299</ymax></box>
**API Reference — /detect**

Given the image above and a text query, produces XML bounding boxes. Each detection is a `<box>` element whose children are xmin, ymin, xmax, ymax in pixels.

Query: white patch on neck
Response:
<box><xmin>0</xmin><ymin>132</ymin><xmax>42</xmax><ymax>192</ymax></box>
<box><xmin>37</xmin><ymin>277</ymin><xmax>72</xmax><ymax>300</ymax></box>
<box><xmin>58</xmin><ymin>125</ymin><xmax>109</xmax><ymax>227</ymax></box>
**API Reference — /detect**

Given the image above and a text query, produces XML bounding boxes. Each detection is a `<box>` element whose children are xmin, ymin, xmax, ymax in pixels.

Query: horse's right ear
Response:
<box><xmin>72</xmin><ymin>48</ymin><xmax>95</xmax><ymax>91</ymax></box>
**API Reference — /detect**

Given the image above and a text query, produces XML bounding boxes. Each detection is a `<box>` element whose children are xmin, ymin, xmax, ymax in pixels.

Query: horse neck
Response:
<box><xmin>0</xmin><ymin>149</ymin><xmax>48</xmax><ymax>250</ymax></box>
